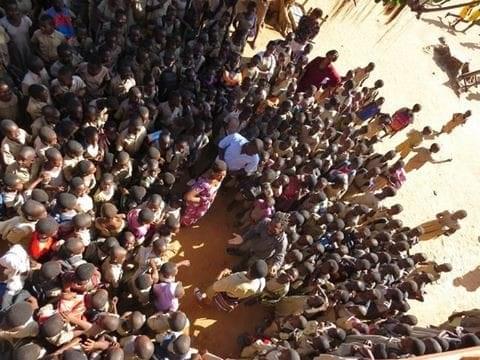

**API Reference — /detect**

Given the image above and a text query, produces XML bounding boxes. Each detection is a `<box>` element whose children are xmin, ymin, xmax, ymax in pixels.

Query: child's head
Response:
<box><xmin>160</xmin><ymin>262</ymin><xmax>178</xmax><ymax>280</ymax></box>
<box><xmin>58</xmin><ymin>192</ymin><xmax>77</xmax><ymax>211</ymax></box>
<box><xmin>421</xmin><ymin>126</ymin><xmax>433</xmax><ymax>136</ymax></box>
<box><xmin>40</xmin><ymin>313</ymin><xmax>65</xmax><ymax>340</ymax></box>
<box><xmin>152</xmin><ymin>238</ymin><xmax>168</xmax><ymax>256</ymax></box>
<box><xmin>39</xmin><ymin>126</ymin><xmax>58</xmax><ymax>146</ymax></box>
<box><xmin>135</xmin><ymin>273</ymin><xmax>153</xmax><ymax>293</ymax></box>
<box><xmin>110</xmin><ymin>245</ymin><xmax>127</xmax><ymax>264</ymax></box>
<box><xmin>247</xmin><ymin>260</ymin><xmax>268</xmax><ymax>280</ymax></box>
<box><xmin>12</xmin><ymin>343</ymin><xmax>44</xmax><ymax>360</ymax></box>
<box><xmin>138</xmin><ymin>208</ymin><xmax>154</xmax><ymax>225</ymax></box>
<box><xmin>64</xmin><ymin>237</ymin><xmax>85</xmax><ymax>257</ymax></box>
<box><xmin>99</xmin><ymin>173</ymin><xmax>114</xmax><ymax>191</ymax></box>
<box><xmin>133</xmin><ymin>335</ymin><xmax>154</xmax><ymax>359</ymax></box>
<box><xmin>45</xmin><ymin>148</ymin><xmax>63</xmax><ymax>167</ymax></box>
<box><xmin>96</xmin><ymin>313</ymin><xmax>120</xmax><ymax>332</ymax></box>
<box><xmin>3</xmin><ymin>173</ymin><xmax>23</xmax><ymax>192</ymax></box>
<box><xmin>2</xmin><ymin>302</ymin><xmax>34</xmax><ymax>330</ymax></box>
<box><xmin>0</xmin><ymin>81</ymin><xmax>13</xmax><ymax>102</ymax></box>
<box><xmin>22</xmin><ymin>199</ymin><xmax>47</xmax><ymax>221</ymax></box>
<box><xmin>65</xmin><ymin>140</ymin><xmax>84</xmax><ymax>158</ymax></box>
<box><xmin>70</xmin><ymin>177</ymin><xmax>87</xmax><ymax>197</ymax></box>
<box><xmin>73</xmin><ymin>213</ymin><xmax>92</xmax><ymax>231</ymax></box>
<box><xmin>39</xmin><ymin>14</ymin><xmax>55</xmax><ymax>35</ymax></box>
<box><xmin>75</xmin><ymin>160</ymin><xmax>96</xmax><ymax>177</ymax></box>
<box><xmin>170</xmin><ymin>335</ymin><xmax>191</xmax><ymax>357</ymax></box>
<box><xmin>74</xmin><ymin>263</ymin><xmax>96</xmax><ymax>285</ymax></box>
<box><xmin>0</xmin><ymin>118</ymin><xmax>19</xmax><ymax>140</ymax></box>
<box><xmin>35</xmin><ymin>216</ymin><xmax>59</xmax><ymax>239</ymax></box>
<box><xmin>90</xmin><ymin>289</ymin><xmax>109</xmax><ymax>310</ymax></box>
<box><xmin>429</xmin><ymin>143</ymin><xmax>440</xmax><ymax>153</ymax></box>
<box><xmin>125</xmin><ymin>311</ymin><xmax>146</xmax><ymax>333</ymax></box>
<box><xmin>101</xmin><ymin>203</ymin><xmax>119</xmax><ymax>219</ymax></box>
<box><xmin>453</xmin><ymin>209</ymin><xmax>467</xmax><ymax>220</ymax></box>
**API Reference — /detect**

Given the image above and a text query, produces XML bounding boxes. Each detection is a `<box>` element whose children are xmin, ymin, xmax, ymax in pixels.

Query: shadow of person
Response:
<box><xmin>417</xmin><ymin>209</ymin><xmax>466</xmax><ymax>241</ymax></box>
<box><xmin>174</xmin><ymin>195</ymin><xmax>268</xmax><ymax>358</ymax></box>
<box><xmin>460</xmin><ymin>41</ymin><xmax>480</xmax><ymax>50</ymax></box>
<box><xmin>404</xmin><ymin>144</ymin><xmax>451</xmax><ymax>173</ymax></box>
<box><xmin>453</xmin><ymin>265</ymin><xmax>480</xmax><ymax>291</ymax></box>
<box><xmin>421</xmin><ymin>16</ymin><xmax>456</xmax><ymax>32</ymax></box>
<box><xmin>466</xmin><ymin>92</ymin><xmax>480</xmax><ymax>101</ymax></box>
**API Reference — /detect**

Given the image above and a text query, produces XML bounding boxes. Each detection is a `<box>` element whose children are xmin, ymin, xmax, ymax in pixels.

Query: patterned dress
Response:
<box><xmin>181</xmin><ymin>177</ymin><xmax>221</xmax><ymax>226</ymax></box>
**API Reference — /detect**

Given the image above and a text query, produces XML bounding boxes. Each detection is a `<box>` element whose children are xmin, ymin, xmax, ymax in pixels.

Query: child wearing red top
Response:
<box><xmin>29</xmin><ymin>216</ymin><xmax>59</xmax><ymax>262</ymax></box>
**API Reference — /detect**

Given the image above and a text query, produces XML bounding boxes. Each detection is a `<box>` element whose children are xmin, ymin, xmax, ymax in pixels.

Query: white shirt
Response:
<box><xmin>218</xmin><ymin>133</ymin><xmax>259</xmax><ymax>175</ymax></box>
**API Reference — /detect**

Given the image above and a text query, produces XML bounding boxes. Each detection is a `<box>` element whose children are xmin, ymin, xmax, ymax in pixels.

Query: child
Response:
<box><xmin>29</xmin><ymin>216</ymin><xmax>58</xmax><ymax>262</ymax></box>
<box><xmin>115</xmin><ymin>118</ymin><xmax>147</xmax><ymax>155</ymax></box>
<box><xmin>1</xmin><ymin>119</ymin><xmax>31</xmax><ymax>166</ymax></box>
<box><xmin>77</xmin><ymin>55</ymin><xmax>111</xmax><ymax>98</ymax></box>
<box><xmin>438</xmin><ymin>110</ymin><xmax>472</xmax><ymax>135</ymax></box>
<box><xmin>21</xmin><ymin>57</ymin><xmax>50</xmax><ymax>96</ymax></box>
<box><xmin>52</xmin><ymin>192</ymin><xmax>78</xmax><ymax>235</ymax></box>
<box><xmin>95</xmin><ymin>203</ymin><xmax>126</xmax><ymax>237</ymax></box>
<box><xmin>385</xmin><ymin>104</ymin><xmax>421</xmax><ymax>137</ymax></box>
<box><xmin>0</xmin><ymin>199</ymin><xmax>46</xmax><ymax>245</ymax></box>
<box><xmin>71</xmin><ymin>177</ymin><xmax>94</xmax><ymax>214</ymax></box>
<box><xmin>31</xmin><ymin>14</ymin><xmax>65</xmax><ymax>64</ymax></box>
<box><xmin>72</xmin><ymin>213</ymin><xmax>93</xmax><ymax>246</ymax></box>
<box><xmin>50</xmin><ymin>66</ymin><xmax>87</xmax><ymax>99</ymax></box>
<box><xmin>101</xmin><ymin>245</ymin><xmax>127</xmax><ymax>289</ymax></box>
<box><xmin>1</xmin><ymin>173</ymin><xmax>25</xmax><ymax>216</ymax></box>
<box><xmin>34</xmin><ymin>126</ymin><xmax>57</xmax><ymax>161</ymax></box>
<box><xmin>395</xmin><ymin>126</ymin><xmax>433</xmax><ymax>159</ymax></box>
<box><xmin>127</xmin><ymin>207</ymin><xmax>155</xmax><ymax>245</ymax></box>
<box><xmin>152</xmin><ymin>262</ymin><xmax>185</xmax><ymax>313</ymax></box>
<box><xmin>93</xmin><ymin>173</ymin><xmax>116</xmax><ymax>203</ymax></box>
<box><xmin>63</xmin><ymin>140</ymin><xmax>85</xmax><ymax>182</ymax></box>
<box><xmin>26</xmin><ymin>84</ymin><xmax>51</xmax><ymax>121</ymax></box>
<box><xmin>404</xmin><ymin>143</ymin><xmax>452</xmax><ymax>172</ymax></box>
<box><xmin>0</xmin><ymin>1</ymin><xmax>32</xmax><ymax>70</ymax></box>
<box><xmin>39</xmin><ymin>148</ymin><xmax>65</xmax><ymax>194</ymax></box>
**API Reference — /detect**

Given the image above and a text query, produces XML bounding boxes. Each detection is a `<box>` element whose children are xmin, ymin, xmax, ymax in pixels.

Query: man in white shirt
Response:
<box><xmin>218</xmin><ymin>133</ymin><xmax>262</xmax><ymax>176</ymax></box>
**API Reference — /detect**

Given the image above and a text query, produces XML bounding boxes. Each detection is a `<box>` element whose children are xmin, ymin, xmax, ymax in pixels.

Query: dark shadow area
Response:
<box><xmin>460</xmin><ymin>41</ymin><xmax>480</xmax><ymax>50</ymax></box>
<box><xmin>421</xmin><ymin>17</ymin><xmax>454</xmax><ymax>31</ymax></box>
<box><xmin>453</xmin><ymin>265</ymin><xmax>480</xmax><ymax>292</ymax></box>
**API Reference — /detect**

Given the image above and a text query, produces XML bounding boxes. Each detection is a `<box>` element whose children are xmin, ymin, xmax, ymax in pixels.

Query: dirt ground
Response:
<box><xmin>175</xmin><ymin>1</ymin><xmax>480</xmax><ymax>356</ymax></box>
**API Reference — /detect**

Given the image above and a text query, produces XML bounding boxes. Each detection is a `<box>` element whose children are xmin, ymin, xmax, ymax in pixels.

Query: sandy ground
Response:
<box><xmin>175</xmin><ymin>1</ymin><xmax>480</xmax><ymax>356</ymax></box>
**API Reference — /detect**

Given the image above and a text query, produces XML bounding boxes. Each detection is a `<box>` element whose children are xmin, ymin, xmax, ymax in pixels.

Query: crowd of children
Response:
<box><xmin>0</xmin><ymin>0</ymin><xmax>474</xmax><ymax>359</ymax></box>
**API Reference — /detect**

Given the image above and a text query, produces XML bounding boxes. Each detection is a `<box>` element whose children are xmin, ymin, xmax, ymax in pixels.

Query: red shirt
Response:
<box><xmin>29</xmin><ymin>231</ymin><xmax>55</xmax><ymax>261</ymax></box>
<box><xmin>297</xmin><ymin>57</ymin><xmax>341</xmax><ymax>92</ymax></box>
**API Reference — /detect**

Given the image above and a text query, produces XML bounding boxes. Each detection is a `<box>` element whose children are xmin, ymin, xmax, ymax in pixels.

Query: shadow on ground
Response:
<box><xmin>453</xmin><ymin>265</ymin><xmax>480</xmax><ymax>292</ymax></box>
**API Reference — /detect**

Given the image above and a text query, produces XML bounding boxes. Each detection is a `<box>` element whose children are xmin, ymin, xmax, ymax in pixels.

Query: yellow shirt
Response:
<box><xmin>31</xmin><ymin>29</ymin><xmax>65</xmax><ymax>63</ymax></box>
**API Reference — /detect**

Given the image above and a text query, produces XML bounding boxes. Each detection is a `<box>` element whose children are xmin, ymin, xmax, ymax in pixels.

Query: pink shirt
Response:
<box><xmin>127</xmin><ymin>208</ymin><xmax>150</xmax><ymax>244</ymax></box>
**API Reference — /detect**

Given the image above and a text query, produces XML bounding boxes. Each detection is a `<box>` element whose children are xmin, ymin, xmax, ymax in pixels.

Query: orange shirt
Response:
<box><xmin>29</xmin><ymin>231</ymin><xmax>55</xmax><ymax>261</ymax></box>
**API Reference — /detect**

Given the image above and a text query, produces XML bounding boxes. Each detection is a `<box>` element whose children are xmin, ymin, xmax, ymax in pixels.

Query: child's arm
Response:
<box><xmin>60</xmin><ymin>311</ymin><xmax>92</xmax><ymax>331</ymax></box>
<box><xmin>110</xmin><ymin>296</ymin><xmax>118</xmax><ymax>314</ymax></box>
<box><xmin>149</xmin><ymin>259</ymin><xmax>159</xmax><ymax>284</ymax></box>
<box><xmin>176</xmin><ymin>259</ymin><xmax>191</xmax><ymax>268</ymax></box>
<box><xmin>430</xmin><ymin>157</ymin><xmax>452</xmax><ymax>164</ymax></box>
<box><xmin>50</xmin><ymin>337</ymin><xmax>82</xmax><ymax>356</ymax></box>
<box><xmin>82</xmin><ymin>338</ymin><xmax>112</xmax><ymax>352</ymax></box>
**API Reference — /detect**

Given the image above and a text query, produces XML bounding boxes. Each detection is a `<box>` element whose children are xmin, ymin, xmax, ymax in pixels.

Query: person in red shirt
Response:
<box><xmin>297</xmin><ymin>50</ymin><xmax>341</xmax><ymax>93</ymax></box>
<box><xmin>386</xmin><ymin>104</ymin><xmax>422</xmax><ymax>136</ymax></box>
<box><xmin>29</xmin><ymin>216</ymin><xmax>59</xmax><ymax>263</ymax></box>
